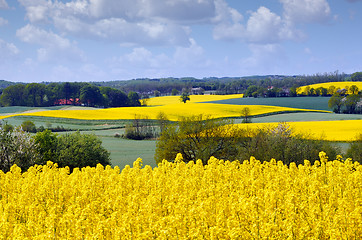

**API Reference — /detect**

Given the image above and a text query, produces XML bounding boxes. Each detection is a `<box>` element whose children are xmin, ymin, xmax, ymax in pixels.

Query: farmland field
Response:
<box><xmin>147</xmin><ymin>93</ymin><xmax>244</xmax><ymax>106</ymax></box>
<box><xmin>0</xmin><ymin>92</ymin><xmax>361</xmax><ymax>167</ymax></box>
<box><xmin>241</xmin><ymin>112</ymin><xmax>362</xmax><ymax>123</ymax></box>
<box><xmin>235</xmin><ymin>120</ymin><xmax>362</xmax><ymax>142</ymax></box>
<box><xmin>209</xmin><ymin>96</ymin><xmax>331</xmax><ymax>111</ymax></box>
<box><xmin>1</xmin><ymin>155</ymin><xmax>361</xmax><ymax>239</ymax></box>
<box><xmin>297</xmin><ymin>81</ymin><xmax>362</xmax><ymax>94</ymax></box>
<box><xmin>0</xmin><ymin>103</ymin><xmax>327</xmax><ymax>121</ymax></box>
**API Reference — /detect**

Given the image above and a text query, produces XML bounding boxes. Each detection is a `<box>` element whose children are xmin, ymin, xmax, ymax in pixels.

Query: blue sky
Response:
<box><xmin>1</xmin><ymin>0</ymin><xmax>362</xmax><ymax>82</ymax></box>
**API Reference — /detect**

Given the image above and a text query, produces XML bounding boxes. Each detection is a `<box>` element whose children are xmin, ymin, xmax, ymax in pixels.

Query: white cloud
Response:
<box><xmin>110</xmin><ymin>38</ymin><xmax>209</xmax><ymax>78</ymax></box>
<box><xmin>16</xmin><ymin>24</ymin><xmax>85</xmax><ymax>63</ymax></box>
<box><xmin>213</xmin><ymin>0</ymin><xmax>245</xmax><ymax>40</ymax></box>
<box><xmin>246</xmin><ymin>7</ymin><xmax>284</xmax><ymax>43</ymax></box>
<box><xmin>174</xmin><ymin>38</ymin><xmax>206</xmax><ymax>67</ymax></box>
<box><xmin>0</xmin><ymin>0</ymin><xmax>8</xmax><ymax>9</ymax></box>
<box><xmin>0</xmin><ymin>39</ymin><xmax>19</xmax><ymax>62</ymax></box>
<box><xmin>213</xmin><ymin>5</ymin><xmax>303</xmax><ymax>44</ymax></box>
<box><xmin>242</xmin><ymin>44</ymin><xmax>287</xmax><ymax>74</ymax></box>
<box><xmin>280</xmin><ymin>0</ymin><xmax>331</xmax><ymax>24</ymax></box>
<box><xmin>0</xmin><ymin>17</ymin><xmax>8</xmax><ymax>26</ymax></box>
<box><xmin>17</xmin><ymin>0</ymin><xmax>220</xmax><ymax>47</ymax></box>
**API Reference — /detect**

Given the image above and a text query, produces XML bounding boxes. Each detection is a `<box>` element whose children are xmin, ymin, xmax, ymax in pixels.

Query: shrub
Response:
<box><xmin>238</xmin><ymin>123</ymin><xmax>340</xmax><ymax>165</ymax></box>
<box><xmin>155</xmin><ymin>119</ymin><xmax>340</xmax><ymax>166</ymax></box>
<box><xmin>34</xmin><ymin>130</ymin><xmax>111</xmax><ymax>171</ymax></box>
<box><xmin>21</xmin><ymin>120</ymin><xmax>37</xmax><ymax>133</ymax></box>
<box><xmin>124</xmin><ymin>115</ymin><xmax>156</xmax><ymax>140</ymax></box>
<box><xmin>0</xmin><ymin>127</ymin><xmax>39</xmax><ymax>172</ymax></box>
<box><xmin>155</xmin><ymin>115</ymin><xmax>245</xmax><ymax>164</ymax></box>
<box><xmin>346</xmin><ymin>133</ymin><xmax>362</xmax><ymax>163</ymax></box>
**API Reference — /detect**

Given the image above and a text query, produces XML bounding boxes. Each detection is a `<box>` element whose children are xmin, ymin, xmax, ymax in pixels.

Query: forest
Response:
<box><xmin>0</xmin><ymin>71</ymin><xmax>361</xmax><ymax>113</ymax></box>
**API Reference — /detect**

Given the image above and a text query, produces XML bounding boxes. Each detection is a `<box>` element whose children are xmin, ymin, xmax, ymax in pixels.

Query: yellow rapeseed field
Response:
<box><xmin>236</xmin><ymin>120</ymin><xmax>362</xmax><ymax>142</ymax></box>
<box><xmin>0</xmin><ymin>103</ymin><xmax>322</xmax><ymax>122</ymax></box>
<box><xmin>297</xmin><ymin>81</ymin><xmax>362</xmax><ymax>94</ymax></box>
<box><xmin>147</xmin><ymin>94</ymin><xmax>244</xmax><ymax>106</ymax></box>
<box><xmin>0</xmin><ymin>153</ymin><xmax>361</xmax><ymax>239</ymax></box>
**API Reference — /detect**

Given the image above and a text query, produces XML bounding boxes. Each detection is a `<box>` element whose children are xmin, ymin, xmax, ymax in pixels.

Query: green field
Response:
<box><xmin>210</xmin><ymin>96</ymin><xmax>331</xmax><ymax>111</ymax></box>
<box><xmin>0</xmin><ymin>97</ymin><xmax>359</xmax><ymax>168</ymax></box>
<box><xmin>56</xmin><ymin>128</ymin><xmax>157</xmax><ymax>169</ymax></box>
<box><xmin>1</xmin><ymin>114</ymin><xmax>156</xmax><ymax>168</ymax></box>
<box><xmin>235</xmin><ymin>112</ymin><xmax>362</xmax><ymax>123</ymax></box>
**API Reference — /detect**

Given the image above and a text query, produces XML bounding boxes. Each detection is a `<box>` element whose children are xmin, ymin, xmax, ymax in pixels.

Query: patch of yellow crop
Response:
<box><xmin>147</xmin><ymin>94</ymin><xmax>244</xmax><ymax>106</ymax></box>
<box><xmin>236</xmin><ymin>120</ymin><xmax>362</xmax><ymax>141</ymax></box>
<box><xmin>297</xmin><ymin>81</ymin><xmax>362</xmax><ymax>94</ymax></box>
<box><xmin>1</xmin><ymin>155</ymin><xmax>361</xmax><ymax>239</ymax></box>
<box><xmin>0</xmin><ymin>103</ymin><xmax>323</xmax><ymax>122</ymax></box>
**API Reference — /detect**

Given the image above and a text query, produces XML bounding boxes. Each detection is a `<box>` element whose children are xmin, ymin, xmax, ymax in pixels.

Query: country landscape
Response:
<box><xmin>1</xmin><ymin>0</ymin><xmax>362</xmax><ymax>239</ymax></box>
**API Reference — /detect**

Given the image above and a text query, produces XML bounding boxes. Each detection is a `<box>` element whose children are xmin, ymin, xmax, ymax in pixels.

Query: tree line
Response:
<box><xmin>0</xmin><ymin>124</ymin><xmax>110</xmax><ymax>173</ymax></box>
<box><xmin>155</xmin><ymin>115</ymin><xmax>361</xmax><ymax>165</ymax></box>
<box><xmin>94</xmin><ymin>71</ymin><xmax>358</xmax><ymax>95</ymax></box>
<box><xmin>0</xmin><ymin>82</ymin><xmax>142</xmax><ymax>108</ymax></box>
<box><xmin>1</xmin><ymin>71</ymin><xmax>361</xmax><ymax>108</ymax></box>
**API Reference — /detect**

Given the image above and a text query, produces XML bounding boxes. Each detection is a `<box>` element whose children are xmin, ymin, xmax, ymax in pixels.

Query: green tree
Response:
<box><xmin>180</xmin><ymin>92</ymin><xmax>190</xmax><ymax>103</ymax></box>
<box><xmin>100</xmin><ymin>87</ymin><xmax>129</xmax><ymax>107</ymax></box>
<box><xmin>1</xmin><ymin>121</ymin><xmax>13</xmax><ymax>132</ymax></box>
<box><xmin>62</xmin><ymin>82</ymin><xmax>72</xmax><ymax>104</ymax></box>
<box><xmin>289</xmin><ymin>86</ymin><xmax>297</xmax><ymax>97</ymax></box>
<box><xmin>0</xmin><ymin>127</ymin><xmax>40</xmax><ymax>172</ymax></box>
<box><xmin>328</xmin><ymin>93</ymin><xmax>343</xmax><ymax>113</ymax></box>
<box><xmin>346</xmin><ymin>133</ymin><xmax>362</xmax><ymax>163</ymax></box>
<box><xmin>80</xmin><ymin>84</ymin><xmax>104</xmax><ymax>107</ymax></box>
<box><xmin>171</xmin><ymin>88</ymin><xmax>179</xmax><ymax>96</ymax></box>
<box><xmin>45</xmin><ymin>83</ymin><xmax>63</xmax><ymax>106</ymax></box>
<box><xmin>0</xmin><ymin>84</ymin><xmax>26</xmax><ymax>106</ymax></box>
<box><xmin>155</xmin><ymin>115</ymin><xmax>245</xmax><ymax>165</ymax></box>
<box><xmin>156</xmin><ymin>111</ymin><xmax>169</xmax><ymax>134</ymax></box>
<box><xmin>55</xmin><ymin>131</ymin><xmax>111</xmax><ymax>170</ymax></box>
<box><xmin>125</xmin><ymin>115</ymin><xmax>155</xmax><ymax>140</ymax></box>
<box><xmin>349</xmin><ymin>85</ymin><xmax>359</xmax><ymax>95</ymax></box>
<box><xmin>24</xmin><ymin>83</ymin><xmax>46</xmax><ymax>107</ymax></box>
<box><xmin>154</xmin><ymin>90</ymin><xmax>160</xmax><ymax>97</ymax></box>
<box><xmin>327</xmin><ymin>85</ymin><xmax>336</xmax><ymax>95</ymax></box>
<box><xmin>237</xmin><ymin>123</ymin><xmax>340</xmax><ymax>166</ymax></box>
<box><xmin>34</xmin><ymin>130</ymin><xmax>58</xmax><ymax>164</ymax></box>
<box><xmin>351</xmin><ymin>72</ymin><xmax>362</xmax><ymax>81</ymax></box>
<box><xmin>128</xmin><ymin>91</ymin><xmax>141</xmax><ymax>106</ymax></box>
<box><xmin>33</xmin><ymin>130</ymin><xmax>111</xmax><ymax>170</ymax></box>
<box><xmin>241</xmin><ymin>107</ymin><xmax>252</xmax><ymax>123</ymax></box>
<box><xmin>245</xmin><ymin>85</ymin><xmax>258</xmax><ymax>97</ymax></box>
<box><xmin>343</xmin><ymin>94</ymin><xmax>360</xmax><ymax>114</ymax></box>
<box><xmin>21</xmin><ymin>120</ymin><xmax>37</xmax><ymax>133</ymax></box>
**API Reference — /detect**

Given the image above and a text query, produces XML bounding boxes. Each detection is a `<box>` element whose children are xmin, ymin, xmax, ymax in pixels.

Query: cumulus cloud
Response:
<box><xmin>242</xmin><ymin>44</ymin><xmax>287</xmax><ymax>74</ymax></box>
<box><xmin>0</xmin><ymin>0</ymin><xmax>8</xmax><ymax>9</ymax></box>
<box><xmin>214</xmin><ymin>4</ymin><xmax>303</xmax><ymax>44</ymax></box>
<box><xmin>110</xmin><ymin>38</ymin><xmax>209</xmax><ymax>78</ymax></box>
<box><xmin>246</xmin><ymin>7</ymin><xmax>285</xmax><ymax>43</ymax></box>
<box><xmin>280</xmin><ymin>0</ymin><xmax>331</xmax><ymax>24</ymax></box>
<box><xmin>16</xmin><ymin>24</ymin><xmax>85</xmax><ymax>62</ymax></box>
<box><xmin>17</xmin><ymin>0</ymin><xmax>220</xmax><ymax>47</ymax></box>
<box><xmin>0</xmin><ymin>39</ymin><xmax>19</xmax><ymax>62</ymax></box>
<box><xmin>213</xmin><ymin>0</ymin><xmax>246</xmax><ymax>40</ymax></box>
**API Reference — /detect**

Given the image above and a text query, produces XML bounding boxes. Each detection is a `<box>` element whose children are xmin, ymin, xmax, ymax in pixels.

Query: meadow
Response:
<box><xmin>0</xmin><ymin>92</ymin><xmax>361</xmax><ymax>167</ymax></box>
